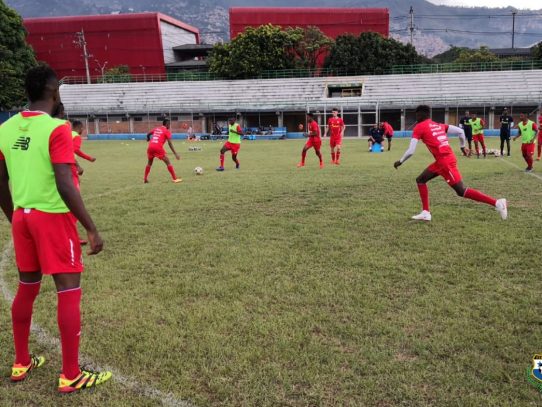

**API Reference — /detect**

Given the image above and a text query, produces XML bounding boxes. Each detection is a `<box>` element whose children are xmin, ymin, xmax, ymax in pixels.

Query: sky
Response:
<box><xmin>427</xmin><ymin>0</ymin><xmax>541</xmax><ymax>9</ymax></box>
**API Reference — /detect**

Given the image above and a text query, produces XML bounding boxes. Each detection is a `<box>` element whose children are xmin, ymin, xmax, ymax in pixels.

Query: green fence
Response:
<box><xmin>391</xmin><ymin>60</ymin><xmax>542</xmax><ymax>75</ymax></box>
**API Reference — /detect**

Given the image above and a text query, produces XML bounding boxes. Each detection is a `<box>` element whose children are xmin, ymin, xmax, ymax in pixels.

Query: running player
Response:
<box><xmin>325</xmin><ymin>108</ymin><xmax>345</xmax><ymax>165</ymax></box>
<box><xmin>459</xmin><ymin>110</ymin><xmax>473</xmax><ymax>156</ymax></box>
<box><xmin>469</xmin><ymin>113</ymin><xmax>486</xmax><ymax>158</ymax></box>
<box><xmin>380</xmin><ymin>121</ymin><xmax>394</xmax><ymax>151</ymax></box>
<box><xmin>513</xmin><ymin>113</ymin><xmax>538</xmax><ymax>172</ymax></box>
<box><xmin>499</xmin><ymin>108</ymin><xmax>514</xmax><ymax>157</ymax></box>
<box><xmin>393</xmin><ymin>105</ymin><xmax>507</xmax><ymax>221</ymax></box>
<box><xmin>537</xmin><ymin>113</ymin><xmax>542</xmax><ymax>161</ymax></box>
<box><xmin>144</xmin><ymin>119</ymin><xmax>182</xmax><ymax>183</ymax></box>
<box><xmin>216</xmin><ymin>117</ymin><xmax>243</xmax><ymax>171</ymax></box>
<box><xmin>297</xmin><ymin>113</ymin><xmax>324</xmax><ymax>168</ymax></box>
<box><xmin>0</xmin><ymin>65</ymin><xmax>111</xmax><ymax>392</ymax></box>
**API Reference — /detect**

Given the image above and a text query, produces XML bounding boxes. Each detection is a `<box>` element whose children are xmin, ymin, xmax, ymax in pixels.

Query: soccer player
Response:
<box><xmin>216</xmin><ymin>117</ymin><xmax>243</xmax><ymax>171</ymax></box>
<box><xmin>0</xmin><ymin>65</ymin><xmax>111</xmax><ymax>392</ymax></box>
<box><xmin>469</xmin><ymin>113</ymin><xmax>486</xmax><ymax>158</ymax></box>
<box><xmin>297</xmin><ymin>113</ymin><xmax>324</xmax><ymax>168</ymax></box>
<box><xmin>144</xmin><ymin>119</ymin><xmax>182</xmax><ymax>183</ymax></box>
<box><xmin>71</xmin><ymin>121</ymin><xmax>96</xmax><ymax>164</ymax></box>
<box><xmin>499</xmin><ymin>108</ymin><xmax>514</xmax><ymax>157</ymax></box>
<box><xmin>325</xmin><ymin>108</ymin><xmax>345</xmax><ymax>164</ymax></box>
<box><xmin>459</xmin><ymin>111</ymin><xmax>473</xmax><ymax>156</ymax></box>
<box><xmin>393</xmin><ymin>105</ymin><xmax>507</xmax><ymax>222</ymax></box>
<box><xmin>380</xmin><ymin>121</ymin><xmax>394</xmax><ymax>151</ymax></box>
<box><xmin>537</xmin><ymin>114</ymin><xmax>542</xmax><ymax>161</ymax></box>
<box><xmin>368</xmin><ymin>124</ymin><xmax>384</xmax><ymax>152</ymax></box>
<box><xmin>513</xmin><ymin>113</ymin><xmax>538</xmax><ymax>172</ymax></box>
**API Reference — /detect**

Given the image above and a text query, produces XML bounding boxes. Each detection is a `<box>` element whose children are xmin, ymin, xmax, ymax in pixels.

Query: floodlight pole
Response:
<box><xmin>409</xmin><ymin>6</ymin><xmax>414</xmax><ymax>45</ymax></box>
<box><xmin>511</xmin><ymin>11</ymin><xmax>517</xmax><ymax>49</ymax></box>
<box><xmin>75</xmin><ymin>29</ymin><xmax>92</xmax><ymax>84</ymax></box>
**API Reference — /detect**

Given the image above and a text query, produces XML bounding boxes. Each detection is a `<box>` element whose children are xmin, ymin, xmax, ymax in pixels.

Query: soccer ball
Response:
<box><xmin>194</xmin><ymin>166</ymin><xmax>204</xmax><ymax>175</ymax></box>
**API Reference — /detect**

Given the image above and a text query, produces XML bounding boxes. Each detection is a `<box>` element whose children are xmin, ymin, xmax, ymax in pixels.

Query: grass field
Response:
<box><xmin>0</xmin><ymin>137</ymin><xmax>541</xmax><ymax>406</ymax></box>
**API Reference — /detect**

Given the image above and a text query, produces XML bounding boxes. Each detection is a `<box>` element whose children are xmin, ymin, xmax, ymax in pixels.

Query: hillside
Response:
<box><xmin>6</xmin><ymin>0</ymin><xmax>542</xmax><ymax>56</ymax></box>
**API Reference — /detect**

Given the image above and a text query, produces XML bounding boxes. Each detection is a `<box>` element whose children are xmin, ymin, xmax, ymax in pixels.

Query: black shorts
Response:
<box><xmin>465</xmin><ymin>132</ymin><xmax>472</xmax><ymax>143</ymax></box>
<box><xmin>500</xmin><ymin>129</ymin><xmax>510</xmax><ymax>140</ymax></box>
<box><xmin>385</xmin><ymin>135</ymin><xmax>392</xmax><ymax>140</ymax></box>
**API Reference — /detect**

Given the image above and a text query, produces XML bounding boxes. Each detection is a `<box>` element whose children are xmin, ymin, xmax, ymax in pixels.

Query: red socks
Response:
<box><xmin>220</xmin><ymin>154</ymin><xmax>225</xmax><ymax>167</ymax></box>
<box><xmin>336</xmin><ymin>151</ymin><xmax>341</xmax><ymax>163</ymax></box>
<box><xmin>57</xmin><ymin>287</ymin><xmax>82</xmax><ymax>380</ymax></box>
<box><xmin>463</xmin><ymin>188</ymin><xmax>497</xmax><ymax>207</ymax></box>
<box><xmin>538</xmin><ymin>143</ymin><xmax>541</xmax><ymax>159</ymax></box>
<box><xmin>167</xmin><ymin>165</ymin><xmax>177</xmax><ymax>180</ymax></box>
<box><xmin>417</xmin><ymin>183</ymin><xmax>430</xmax><ymax>212</ymax></box>
<box><xmin>12</xmin><ymin>281</ymin><xmax>41</xmax><ymax>365</ymax></box>
<box><xmin>144</xmin><ymin>165</ymin><xmax>151</xmax><ymax>181</ymax></box>
<box><xmin>301</xmin><ymin>150</ymin><xmax>307</xmax><ymax>164</ymax></box>
<box><xmin>331</xmin><ymin>152</ymin><xmax>336</xmax><ymax>162</ymax></box>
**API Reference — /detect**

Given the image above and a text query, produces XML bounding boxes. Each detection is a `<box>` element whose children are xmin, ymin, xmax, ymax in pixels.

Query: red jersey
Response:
<box><xmin>327</xmin><ymin>117</ymin><xmax>344</xmax><ymax>138</ymax></box>
<box><xmin>308</xmin><ymin>121</ymin><xmax>321</xmax><ymax>138</ymax></box>
<box><xmin>148</xmin><ymin>126</ymin><xmax>171</xmax><ymax>149</ymax></box>
<box><xmin>538</xmin><ymin>115</ymin><xmax>542</xmax><ymax>135</ymax></box>
<box><xmin>412</xmin><ymin>119</ymin><xmax>454</xmax><ymax>160</ymax></box>
<box><xmin>382</xmin><ymin>122</ymin><xmax>394</xmax><ymax>137</ymax></box>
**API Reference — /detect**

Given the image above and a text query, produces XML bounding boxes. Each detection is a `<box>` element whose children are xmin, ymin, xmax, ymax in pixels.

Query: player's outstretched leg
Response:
<box><xmin>451</xmin><ymin>181</ymin><xmax>507</xmax><ymax>220</ymax></box>
<box><xmin>411</xmin><ymin>169</ymin><xmax>439</xmax><ymax>221</ymax></box>
<box><xmin>217</xmin><ymin>146</ymin><xmax>226</xmax><ymax>171</ymax></box>
<box><xmin>163</xmin><ymin>157</ymin><xmax>182</xmax><ymax>183</ymax></box>
<box><xmin>11</xmin><ymin>272</ymin><xmax>44</xmax><ymax>382</ymax></box>
<box><xmin>297</xmin><ymin>147</ymin><xmax>309</xmax><ymax>168</ymax></box>
<box><xmin>144</xmin><ymin>158</ymin><xmax>153</xmax><ymax>183</ymax></box>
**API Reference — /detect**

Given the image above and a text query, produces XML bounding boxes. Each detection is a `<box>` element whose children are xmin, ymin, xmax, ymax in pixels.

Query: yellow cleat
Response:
<box><xmin>58</xmin><ymin>368</ymin><xmax>112</xmax><ymax>393</ymax></box>
<box><xmin>11</xmin><ymin>355</ymin><xmax>45</xmax><ymax>382</ymax></box>
<box><xmin>172</xmin><ymin>178</ymin><xmax>183</xmax><ymax>183</ymax></box>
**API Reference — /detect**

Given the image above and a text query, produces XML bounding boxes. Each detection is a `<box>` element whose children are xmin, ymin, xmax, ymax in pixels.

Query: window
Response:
<box><xmin>327</xmin><ymin>83</ymin><xmax>364</xmax><ymax>98</ymax></box>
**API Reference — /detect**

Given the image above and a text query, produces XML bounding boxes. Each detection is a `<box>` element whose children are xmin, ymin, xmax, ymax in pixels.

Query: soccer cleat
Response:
<box><xmin>331</xmin><ymin>160</ymin><xmax>336</xmax><ymax>165</ymax></box>
<box><xmin>235</xmin><ymin>164</ymin><xmax>240</xmax><ymax>169</ymax></box>
<box><xmin>58</xmin><ymin>368</ymin><xmax>112</xmax><ymax>393</ymax></box>
<box><xmin>319</xmin><ymin>162</ymin><xmax>324</xmax><ymax>169</ymax></box>
<box><xmin>525</xmin><ymin>168</ymin><xmax>533</xmax><ymax>173</ymax></box>
<box><xmin>172</xmin><ymin>178</ymin><xmax>183</xmax><ymax>183</ymax></box>
<box><xmin>411</xmin><ymin>210</ymin><xmax>432</xmax><ymax>222</ymax></box>
<box><xmin>495</xmin><ymin>198</ymin><xmax>508</xmax><ymax>220</ymax></box>
<box><xmin>216</xmin><ymin>166</ymin><xmax>225</xmax><ymax>172</ymax></box>
<box><xmin>335</xmin><ymin>161</ymin><xmax>340</xmax><ymax>165</ymax></box>
<box><xmin>296</xmin><ymin>162</ymin><xmax>305</xmax><ymax>168</ymax></box>
<box><xmin>537</xmin><ymin>157</ymin><xmax>541</xmax><ymax>161</ymax></box>
<box><xmin>144</xmin><ymin>180</ymin><xmax>149</xmax><ymax>184</ymax></box>
<box><xmin>11</xmin><ymin>355</ymin><xmax>45</xmax><ymax>382</ymax></box>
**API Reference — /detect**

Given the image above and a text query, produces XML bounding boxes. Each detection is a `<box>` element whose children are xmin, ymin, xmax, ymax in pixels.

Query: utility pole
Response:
<box><xmin>74</xmin><ymin>29</ymin><xmax>91</xmax><ymax>84</ymax></box>
<box><xmin>409</xmin><ymin>6</ymin><xmax>414</xmax><ymax>45</ymax></box>
<box><xmin>512</xmin><ymin>11</ymin><xmax>518</xmax><ymax>49</ymax></box>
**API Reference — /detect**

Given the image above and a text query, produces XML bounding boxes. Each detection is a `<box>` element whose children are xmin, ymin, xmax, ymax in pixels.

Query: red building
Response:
<box><xmin>229</xmin><ymin>7</ymin><xmax>390</xmax><ymax>40</ymax></box>
<box><xmin>24</xmin><ymin>13</ymin><xmax>200</xmax><ymax>79</ymax></box>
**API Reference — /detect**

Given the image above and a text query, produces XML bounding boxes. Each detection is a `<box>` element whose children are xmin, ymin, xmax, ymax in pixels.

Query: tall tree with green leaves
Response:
<box><xmin>287</xmin><ymin>26</ymin><xmax>333</xmax><ymax>70</ymax></box>
<box><xmin>0</xmin><ymin>0</ymin><xmax>37</xmax><ymax>110</ymax></box>
<box><xmin>324</xmin><ymin>32</ymin><xmax>424</xmax><ymax>75</ymax></box>
<box><xmin>532</xmin><ymin>42</ymin><xmax>542</xmax><ymax>60</ymax></box>
<box><xmin>454</xmin><ymin>46</ymin><xmax>498</xmax><ymax>64</ymax></box>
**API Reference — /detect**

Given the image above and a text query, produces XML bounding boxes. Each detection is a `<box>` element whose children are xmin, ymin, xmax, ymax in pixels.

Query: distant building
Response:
<box><xmin>24</xmin><ymin>13</ymin><xmax>201</xmax><ymax>79</ymax></box>
<box><xmin>489</xmin><ymin>47</ymin><xmax>533</xmax><ymax>59</ymax></box>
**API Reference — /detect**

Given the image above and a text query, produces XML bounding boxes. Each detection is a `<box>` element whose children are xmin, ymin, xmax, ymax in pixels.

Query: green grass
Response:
<box><xmin>0</xmin><ymin>138</ymin><xmax>541</xmax><ymax>406</ymax></box>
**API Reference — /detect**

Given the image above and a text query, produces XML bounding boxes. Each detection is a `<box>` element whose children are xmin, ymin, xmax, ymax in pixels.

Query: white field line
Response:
<box><xmin>0</xmin><ymin>243</ymin><xmax>194</xmax><ymax>407</ymax></box>
<box><xmin>498</xmin><ymin>157</ymin><xmax>542</xmax><ymax>182</ymax></box>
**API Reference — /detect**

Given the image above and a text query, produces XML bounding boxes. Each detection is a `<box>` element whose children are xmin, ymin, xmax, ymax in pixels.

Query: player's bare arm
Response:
<box><xmin>53</xmin><ymin>163</ymin><xmax>103</xmax><ymax>255</ymax></box>
<box><xmin>167</xmin><ymin>139</ymin><xmax>180</xmax><ymax>160</ymax></box>
<box><xmin>0</xmin><ymin>160</ymin><xmax>13</xmax><ymax>223</ymax></box>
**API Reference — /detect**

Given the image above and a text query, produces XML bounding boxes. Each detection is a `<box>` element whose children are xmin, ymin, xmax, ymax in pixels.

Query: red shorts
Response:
<box><xmin>224</xmin><ymin>141</ymin><xmax>241</xmax><ymax>155</ymax></box>
<box><xmin>330</xmin><ymin>136</ymin><xmax>342</xmax><ymax>148</ymax></box>
<box><xmin>521</xmin><ymin>143</ymin><xmax>535</xmax><ymax>156</ymax></box>
<box><xmin>427</xmin><ymin>155</ymin><xmax>462</xmax><ymax>186</ymax></box>
<box><xmin>305</xmin><ymin>137</ymin><xmax>322</xmax><ymax>150</ymax></box>
<box><xmin>147</xmin><ymin>147</ymin><xmax>167</xmax><ymax>160</ymax></box>
<box><xmin>473</xmin><ymin>134</ymin><xmax>484</xmax><ymax>143</ymax></box>
<box><xmin>12</xmin><ymin>209</ymin><xmax>84</xmax><ymax>274</ymax></box>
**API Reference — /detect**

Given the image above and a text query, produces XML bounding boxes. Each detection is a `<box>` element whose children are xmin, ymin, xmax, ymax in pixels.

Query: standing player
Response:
<box><xmin>380</xmin><ymin>121</ymin><xmax>394</xmax><ymax>151</ymax></box>
<box><xmin>393</xmin><ymin>105</ymin><xmax>507</xmax><ymax>221</ymax></box>
<box><xmin>325</xmin><ymin>108</ymin><xmax>345</xmax><ymax>165</ymax></box>
<box><xmin>297</xmin><ymin>113</ymin><xmax>324</xmax><ymax>168</ymax></box>
<box><xmin>0</xmin><ymin>65</ymin><xmax>111</xmax><ymax>392</ymax></box>
<box><xmin>469</xmin><ymin>113</ymin><xmax>486</xmax><ymax>158</ymax></box>
<box><xmin>144</xmin><ymin>119</ymin><xmax>182</xmax><ymax>183</ymax></box>
<box><xmin>216</xmin><ymin>117</ymin><xmax>243</xmax><ymax>171</ymax></box>
<box><xmin>537</xmin><ymin>113</ymin><xmax>542</xmax><ymax>161</ymax></box>
<box><xmin>513</xmin><ymin>113</ymin><xmax>538</xmax><ymax>172</ymax></box>
<box><xmin>499</xmin><ymin>108</ymin><xmax>514</xmax><ymax>157</ymax></box>
<box><xmin>459</xmin><ymin>111</ymin><xmax>473</xmax><ymax>156</ymax></box>
<box><xmin>71</xmin><ymin>121</ymin><xmax>96</xmax><ymax>164</ymax></box>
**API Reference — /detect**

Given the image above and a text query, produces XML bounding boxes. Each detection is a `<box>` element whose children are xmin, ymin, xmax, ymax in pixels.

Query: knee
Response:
<box><xmin>415</xmin><ymin>176</ymin><xmax>425</xmax><ymax>184</ymax></box>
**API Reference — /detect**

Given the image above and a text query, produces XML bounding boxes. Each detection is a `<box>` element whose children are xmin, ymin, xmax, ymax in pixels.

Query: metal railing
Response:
<box><xmin>59</xmin><ymin>60</ymin><xmax>542</xmax><ymax>85</ymax></box>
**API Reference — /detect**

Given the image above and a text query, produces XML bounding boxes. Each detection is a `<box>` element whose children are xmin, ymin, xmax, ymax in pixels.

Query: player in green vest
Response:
<box><xmin>468</xmin><ymin>113</ymin><xmax>487</xmax><ymax>158</ymax></box>
<box><xmin>216</xmin><ymin>117</ymin><xmax>244</xmax><ymax>171</ymax></box>
<box><xmin>513</xmin><ymin>113</ymin><xmax>539</xmax><ymax>172</ymax></box>
<box><xmin>0</xmin><ymin>65</ymin><xmax>111</xmax><ymax>393</ymax></box>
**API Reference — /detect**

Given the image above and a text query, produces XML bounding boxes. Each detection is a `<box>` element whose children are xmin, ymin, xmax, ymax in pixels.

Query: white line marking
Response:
<box><xmin>0</xmin><ymin>242</ymin><xmax>194</xmax><ymax>407</ymax></box>
<box><xmin>498</xmin><ymin>158</ymin><xmax>542</xmax><ymax>182</ymax></box>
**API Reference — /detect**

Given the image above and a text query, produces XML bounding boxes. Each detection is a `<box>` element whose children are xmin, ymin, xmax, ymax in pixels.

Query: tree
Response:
<box><xmin>454</xmin><ymin>46</ymin><xmax>498</xmax><ymax>64</ymax></box>
<box><xmin>287</xmin><ymin>26</ymin><xmax>333</xmax><ymax>70</ymax></box>
<box><xmin>102</xmin><ymin>65</ymin><xmax>132</xmax><ymax>83</ymax></box>
<box><xmin>0</xmin><ymin>0</ymin><xmax>37</xmax><ymax>110</ymax></box>
<box><xmin>324</xmin><ymin>32</ymin><xmax>424</xmax><ymax>75</ymax></box>
<box><xmin>432</xmin><ymin>46</ymin><xmax>468</xmax><ymax>64</ymax></box>
<box><xmin>532</xmin><ymin>42</ymin><xmax>542</xmax><ymax>60</ymax></box>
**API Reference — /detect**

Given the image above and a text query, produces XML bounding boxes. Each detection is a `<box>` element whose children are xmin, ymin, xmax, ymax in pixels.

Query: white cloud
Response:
<box><xmin>427</xmin><ymin>0</ymin><xmax>541</xmax><ymax>9</ymax></box>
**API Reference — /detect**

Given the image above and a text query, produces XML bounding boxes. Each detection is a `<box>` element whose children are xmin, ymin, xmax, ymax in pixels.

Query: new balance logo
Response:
<box><xmin>12</xmin><ymin>137</ymin><xmax>31</xmax><ymax>151</ymax></box>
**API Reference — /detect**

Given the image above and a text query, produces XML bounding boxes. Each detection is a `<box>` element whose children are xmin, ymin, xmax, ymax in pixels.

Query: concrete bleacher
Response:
<box><xmin>60</xmin><ymin>69</ymin><xmax>542</xmax><ymax>115</ymax></box>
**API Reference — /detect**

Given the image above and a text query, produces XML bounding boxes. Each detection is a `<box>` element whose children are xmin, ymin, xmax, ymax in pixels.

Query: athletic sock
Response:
<box><xmin>144</xmin><ymin>165</ymin><xmax>151</xmax><ymax>181</ymax></box>
<box><xmin>331</xmin><ymin>152</ymin><xmax>336</xmax><ymax>162</ymax></box>
<box><xmin>220</xmin><ymin>154</ymin><xmax>225</xmax><ymax>167</ymax></box>
<box><xmin>538</xmin><ymin>143</ymin><xmax>541</xmax><ymax>159</ymax></box>
<box><xmin>463</xmin><ymin>188</ymin><xmax>497</xmax><ymax>207</ymax></box>
<box><xmin>12</xmin><ymin>281</ymin><xmax>41</xmax><ymax>365</ymax></box>
<box><xmin>417</xmin><ymin>183</ymin><xmax>430</xmax><ymax>212</ymax></box>
<box><xmin>167</xmin><ymin>165</ymin><xmax>177</xmax><ymax>180</ymax></box>
<box><xmin>336</xmin><ymin>151</ymin><xmax>341</xmax><ymax>162</ymax></box>
<box><xmin>57</xmin><ymin>287</ymin><xmax>81</xmax><ymax>380</ymax></box>
<box><xmin>301</xmin><ymin>150</ymin><xmax>307</xmax><ymax>164</ymax></box>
